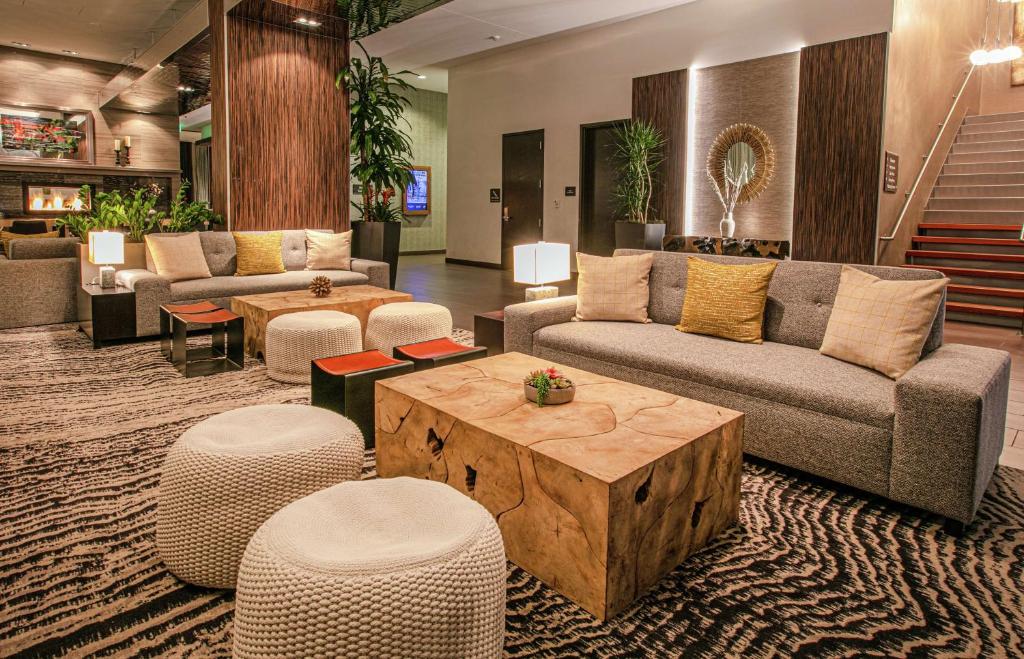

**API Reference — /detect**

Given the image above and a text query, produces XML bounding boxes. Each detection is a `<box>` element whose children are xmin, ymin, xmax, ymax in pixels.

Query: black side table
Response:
<box><xmin>473</xmin><ymin>310</ymin><xmax>505</xmax><ymax>356</ymax></box>
<box><xmin>78</xmin><ymin>285</ymin><xmax>136</xmax><ymax>348</ymax></box>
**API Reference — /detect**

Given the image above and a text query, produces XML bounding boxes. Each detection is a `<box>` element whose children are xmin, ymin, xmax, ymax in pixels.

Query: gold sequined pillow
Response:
<box><xmin>232</xmin><ymin>231</ymin><xmax>285</xmax><ymax>276</ymax></box>
<box><xmin>677</xmin><ymin>257</ymin><xmax>778</xmax><ymax>343</ymax></box>
<box><xmin>820</xmin><ymin>265</ymin><xmax>946</xmax><ymax>379</ymax></box>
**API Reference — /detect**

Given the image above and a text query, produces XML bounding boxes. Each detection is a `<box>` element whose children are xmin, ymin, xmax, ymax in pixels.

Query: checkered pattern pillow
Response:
<box><xmin>819</xmin><ymin>265</ymin><xmax>947</xmax><ymax>379</ymax></box>
<box><xmin>574</xmin><ymin>252</ymin><xmax>654</xmax><ymax>322</ymax></box>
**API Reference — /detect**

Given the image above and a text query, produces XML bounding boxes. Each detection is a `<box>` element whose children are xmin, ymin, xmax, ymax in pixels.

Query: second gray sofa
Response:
<box><xmin>504</xmin><ymin>249</ymin><xmax>1011</xmax><ymax>530</ymax></box>
<box><xmin>117</xmin><ymin>230</ymin><xmax>390</xmax><ymax>337</ymax></box>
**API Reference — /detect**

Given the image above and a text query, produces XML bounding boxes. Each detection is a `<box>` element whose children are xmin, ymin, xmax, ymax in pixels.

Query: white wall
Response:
<box><xmin>446</xmin><ymin>0</ymin><xmax>894</xmax><ymax>265</ymax></box>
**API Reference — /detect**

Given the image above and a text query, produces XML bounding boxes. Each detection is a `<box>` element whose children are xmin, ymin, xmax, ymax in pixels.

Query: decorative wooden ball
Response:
<box><xmin>309</xmin><ymin>275</ymin><xmax>333</xmax><ymax>298</ymax></box>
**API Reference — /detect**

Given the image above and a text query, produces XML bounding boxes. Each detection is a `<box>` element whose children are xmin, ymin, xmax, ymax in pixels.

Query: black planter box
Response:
<box><xmin>614</xmin><ymin>222</ymin><xmax>665</xmax><ymax>251</ymax></box>
<box><xmin>352</xmin><ymin>221</ymin><xmax>401</xmax><ymax>289</ymax></box>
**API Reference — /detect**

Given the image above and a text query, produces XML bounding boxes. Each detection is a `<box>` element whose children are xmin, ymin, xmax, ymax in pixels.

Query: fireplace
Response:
<box><xmin>22</xmin><ymin>184</ymin><xmax>91</xmax><ymax>215</ymax></box>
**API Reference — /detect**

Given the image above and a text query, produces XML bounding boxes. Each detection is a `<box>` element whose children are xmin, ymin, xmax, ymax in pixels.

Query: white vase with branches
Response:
<box><xmin>708</xmin><ymin>160</ymin><xmax>751</xmax><ymax>239</ymax></box>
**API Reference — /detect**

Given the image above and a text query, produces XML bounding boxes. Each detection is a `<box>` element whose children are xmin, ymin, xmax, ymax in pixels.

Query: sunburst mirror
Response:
<box><xmin>706</xmin><ymin>123</ymin><xmax>776</xmax><ymax>204</ymax></box>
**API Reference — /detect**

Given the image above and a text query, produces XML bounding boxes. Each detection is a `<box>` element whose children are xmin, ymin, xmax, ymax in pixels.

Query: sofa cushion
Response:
<box><xmin>145</xmin><ymin>232</ymin><xmax>213</xmax><ymax>282</ymax></box>
<box><xmin>575</xmin><ymin>252</ymin><xmax>654</xmax><ymax>322</ymax></box>
<box><xmin>199</xmin><ymin>232</ymin><xmax>236</xmax><ymax>276</ymax></box>
<box><xmin>614</xmin><ymin>250</ymin><xmax>946</xmax><ymax>354</ymax></box>
<box><xmin>533</xmin><ymin>321</ymin><xmax>895</xmax><ymax>429</ymax></box>
<box><xmin>678</xmin><ymin>257</ymin><xmax>777</xmax><ymax>343</ymax></box>
<box><xmin>5</xmin><ymin>236</ymin><xmax>79</xmax><ymax>260</ymax></box>
<box><xmin>170</xmin><ymin>269</ymin><xmax>368</xmax><ymax>301</ymax></box>
<box><xmin>233</xmin><ymin>231</ymin><xmax>286</xmax><ymax>276</ymax></box>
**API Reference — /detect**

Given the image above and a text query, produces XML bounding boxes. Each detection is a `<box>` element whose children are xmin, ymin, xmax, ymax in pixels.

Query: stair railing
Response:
<box><xmin>880</xmin><ymin>65</ymin><xmax>976</xmax><ymax>242</ymax></box>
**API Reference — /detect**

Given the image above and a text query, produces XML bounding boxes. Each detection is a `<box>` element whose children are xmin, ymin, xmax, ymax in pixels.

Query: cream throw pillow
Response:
<box><xmin>144</xmin><ymin>232</ymin><xmax>212</xmax><ymax>283</ymax></box>
<box><xmin>305</xmin><ymin>230</ymin><xmax>352</xmax><ymax>270</ymax></box>
<box><xmin>820</xmin><ymin>265</ymin><xmax>947</xmax><ymax>379</ymax></box>
<box><xmin>574</xmin><ymin>252</ymin><xmax>654</xmax><ymax>322</ymax></box>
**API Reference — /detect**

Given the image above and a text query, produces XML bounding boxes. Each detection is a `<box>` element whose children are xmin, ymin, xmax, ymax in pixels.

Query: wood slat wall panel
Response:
<box><xmin>792</xmin><ymin>33</ymin><xmax>888</xmax><ymax>264</ymax></box>
<box><xmin>632</xmin><ymin>70</ymin><xmax>687</xmax><ymax>235</ymax></box>
<box><xmin>209</xmin><ymin>0</ymin><xmax>229</xmax><ymax>219</ymax></box>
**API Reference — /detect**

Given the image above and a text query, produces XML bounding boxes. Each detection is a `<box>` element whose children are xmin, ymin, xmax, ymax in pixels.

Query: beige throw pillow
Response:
<box><xmin>820</xmin><ymin>265</ymin><xmax>947</xmax><ymax>379</ymax></box>
<box><xmin>305</xmin><ymin>230</ymin><xmax>352</xmax><ymax>270</ymax></box>
<box><xmin>574</xmin><ymin>252</ymin><xmax>654</xmax><ymax>322</ymax></box>
<box><xmin>145</xmin><ymin>232</ymin><xmax>212</xmax><ymax>283</ymax></box>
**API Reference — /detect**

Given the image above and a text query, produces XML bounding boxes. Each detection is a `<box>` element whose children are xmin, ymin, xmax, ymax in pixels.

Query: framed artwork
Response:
<box><xmin>0</xmin><ymin>105</ymin><xmax>94</xmax><ymax>165</ymax></box>
<box><xmin>1014</xmin><ymin>3</ymin><xmax>1024</xmax><ymax>87</ymax></box>
<box><xmin>403</xmin><ymin>166</ymin><xmax>431</xmax><ymax>216</ymax></box>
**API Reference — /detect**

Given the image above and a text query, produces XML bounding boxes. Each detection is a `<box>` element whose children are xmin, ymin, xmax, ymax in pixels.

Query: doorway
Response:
<box><xmin>501</xmin><ymin>130</ymin><xmax>545</xmax><ymax>269</ymax></box>
<box><xmin>578</xmin><ymin>120</ymin><xmax>625</xmax><ymax>257</ymax></box>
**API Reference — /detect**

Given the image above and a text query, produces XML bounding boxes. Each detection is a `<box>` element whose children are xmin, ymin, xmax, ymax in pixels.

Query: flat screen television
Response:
<box><xmin>403</xmin><ymin>166</ymin><xmax>431</xmax><ymax>216</ymax></box>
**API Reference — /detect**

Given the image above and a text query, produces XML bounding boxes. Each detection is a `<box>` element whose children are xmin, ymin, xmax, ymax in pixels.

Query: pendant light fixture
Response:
<box><xmin>971</xmin><ymin>0</ymin><xmax>1023</xmax><ymax>65</ymax></box>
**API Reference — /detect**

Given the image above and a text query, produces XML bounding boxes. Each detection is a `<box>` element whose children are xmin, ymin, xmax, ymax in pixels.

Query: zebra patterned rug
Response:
<box><xmin>1</xmin><ymin>324</ymin><xmax>1022</xmax><ymax>658</ymax></box>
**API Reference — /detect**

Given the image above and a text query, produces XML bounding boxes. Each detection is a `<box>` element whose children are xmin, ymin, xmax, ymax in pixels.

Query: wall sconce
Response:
<box><xmin>114</xmin><ymin>135</ymin><xmax>132</xmax><ymax>167</ymax></box>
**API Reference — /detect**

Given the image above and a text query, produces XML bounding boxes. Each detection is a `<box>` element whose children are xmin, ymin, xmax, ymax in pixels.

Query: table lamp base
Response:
<box><xmin>525</xmin><ymin>286</ymin><xmax>558</xmax><ymax>302</ymax></box>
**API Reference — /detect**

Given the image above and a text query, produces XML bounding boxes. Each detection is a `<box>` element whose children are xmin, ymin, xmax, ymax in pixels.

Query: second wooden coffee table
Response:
<box><xmin>376</xmin><ymin>352</ymin><xmax>743</xmax><ymax>620</ymax></box>
<box><xmin>231</xmin><ymin>285</ymin><xmax>412</xmax><ymax>359</ymax></box>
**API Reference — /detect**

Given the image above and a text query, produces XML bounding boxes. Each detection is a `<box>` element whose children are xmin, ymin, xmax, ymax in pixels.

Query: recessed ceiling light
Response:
<box><xmin>294</xmin><ymin>17</ymin><xmax>321</xmax><ymax>27</ymax></box>
<box><xmin>176</xmin><ymin>85</ymin><xmax>194</xmax><ymax>92</ymax></box>
<box><xmin>487</xmin><ymin>35</ymin><xmax>501</xmax><ymax>41</ymax></box>
<box><xmin>62</xmin><ymin>49</ymin><xmax>79</xmax><ymax>55</ymax></box>
<box><xmin>12</xmin><ymin>41</ymin><xmax>31</xmax><ymax>48</ymax></box>
<box><xmin>417</xmin><ymin>75</ymin><xmax>427</xmax><ymax>80</ymax></box>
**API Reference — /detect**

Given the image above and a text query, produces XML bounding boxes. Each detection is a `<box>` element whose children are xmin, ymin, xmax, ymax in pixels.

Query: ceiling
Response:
<box><xmin>0</xmin><ymin>0</ymin><xmax>201</xmax><ymax>64</ymax></box>
<box><xmin>361</xmin><ymin>0</ymin><xmax>700</xmax><ymax>92</ymax></box>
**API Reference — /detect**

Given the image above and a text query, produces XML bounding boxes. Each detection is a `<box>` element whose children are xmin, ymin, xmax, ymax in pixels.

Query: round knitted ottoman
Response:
<box><xmin>156</xmin><ymin>404</ymin><xmax>363</xmax><ymax>589</ymax></box>
<box><xmin>265</xmin><ymin>310</ymin><xmax>362</xmax><ymax>384</ymax></box>
<box><xmin>234</xmin><ymin>477</ymin><xmax>506</xmax><ymax>659</ymax></box>
<box><xmin>364</xmin><ymin>302</ymin><xmax>453</xmax><ymax>357</ymax></box>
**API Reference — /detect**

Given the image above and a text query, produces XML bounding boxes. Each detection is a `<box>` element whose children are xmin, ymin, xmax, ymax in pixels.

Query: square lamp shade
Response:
<box><xmin>513</xmin><ymin>242</ymin><xmax>570</xmax><ymax>286</ymax></box>
<box><xmin>88</xmin><ymin>231</ymin><xmax>125</xmax><ymax>265</ymax></box>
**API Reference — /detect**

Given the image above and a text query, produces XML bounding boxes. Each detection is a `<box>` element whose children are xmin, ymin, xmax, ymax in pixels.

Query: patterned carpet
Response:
<box><xmin>1</xmin><ymin>323</ymin><xmax>1023</xmax><ymax>658</ymax></box>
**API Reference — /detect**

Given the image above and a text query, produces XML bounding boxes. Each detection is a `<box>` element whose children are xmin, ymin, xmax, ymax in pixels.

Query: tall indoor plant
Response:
<box><xmin>337</xmin><ymin>0</ymin><xmax>417</xmax><ymax>288</ymax></box>
<box><xmin>612</xmin><ymin>119</ymin><xmax>666</xmax><ymax>250</ymax></box>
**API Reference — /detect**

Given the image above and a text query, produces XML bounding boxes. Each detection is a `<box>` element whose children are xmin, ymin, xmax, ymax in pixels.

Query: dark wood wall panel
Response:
<box><xmin>792</xmin><ymin>33</ymin><xmax>887</xmax><ymax>264</ymax></box>
<box><xmin>209</xmin><ymin>0</ymin><xmax>229</xmax><ymax>220</ymax></box>
<box><xmin>210</xmin><ymin>0</ymin><xmax>349</xmax><ymax>232</ymax></box>
<box><xmin>631</xmin><ymin>70</ymin><xmax>687</xmax><ymax>235</ymax></box>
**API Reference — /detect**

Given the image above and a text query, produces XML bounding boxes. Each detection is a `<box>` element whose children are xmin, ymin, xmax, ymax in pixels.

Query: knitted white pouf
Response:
<box><xmin>265</xmin><ymin>310</ymin><xmax>362</xmax><ymax>384</ymax></box>
<box><xmin>156</xmin><ymin>404</ymin><xmax>363</xmax><ymax>589</ymax></box>
<box><xmin>234</xmin><ymin>477</ymin><xmax>507</xmax><ymax>659</ymax></box>
<box><xmin>364</xmin><ymin>302</ymin><xmax>453</xmax><ymax>357</ymax></box>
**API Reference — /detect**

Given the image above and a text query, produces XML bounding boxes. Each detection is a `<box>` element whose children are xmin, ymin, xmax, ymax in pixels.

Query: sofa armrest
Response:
<box><xmin>891</xmin><ymin>343</ymin><xmax>1011</xmax><ymax>525</ymax></box>
<box><xmin>0</xmin><ymin>256</ymin><xmax>78</xmax><ymax>329</ymax></box>
<box><xmin>504</xmin><ymin>295</ymin><xmax>578</xmax><ymax>355</ymax></box>
<box><xmin>351</xmin><ymin>259</ymin><xmax>389</xmax><ymax>289</ymax></box>
<box><xmin>116</xmin><ymin>269</ymin><xmax>171</xmax><ymax>337</ymax></box>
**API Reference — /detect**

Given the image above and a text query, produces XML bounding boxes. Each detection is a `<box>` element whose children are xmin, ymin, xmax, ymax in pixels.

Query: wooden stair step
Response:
<box><xmin>905</xmin><ymin>249</ymin><xmax>1024</xmax><ymax>262</ymax></box>
<box><xmin>911</xmin><ymin>236</ymin><xmax>1024</xmax><ymax>247</ymax></box>
<box><xmin>947</xmin><ymin>284</ymin><xmax>1024</xmax><ymax>299</ymax></box>
<box><xmin>903</xmin><ymin>264</ymin><xmax>1024</xmax><ymax>280</ymax></box>
<box><xmin>918</xmin><ymin>223</ymin><xmax>1022</xmax><ymax>231</ymax></box>
<box><xmin>945</xmin><ymin>301</ymin><xmax>1024</xmax><ymax>319</ymax></box>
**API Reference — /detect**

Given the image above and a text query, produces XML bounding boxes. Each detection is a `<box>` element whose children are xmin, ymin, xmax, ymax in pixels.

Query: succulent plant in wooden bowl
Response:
<box><xmin>523</xmin><ymin>367</ymin><xmax>575</xmax><ymax>407</ymax></box>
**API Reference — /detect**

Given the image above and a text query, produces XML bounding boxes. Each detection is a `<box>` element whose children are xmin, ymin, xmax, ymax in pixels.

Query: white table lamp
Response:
<box><xmin>88</xmin><ymin>231</ymin><xmax>125</xmax><ymax>288</ymax></box>
<box><xmin>514</xmin><ymin>241</ymin><xmax>570</xmax><ymax>301</ymax></box>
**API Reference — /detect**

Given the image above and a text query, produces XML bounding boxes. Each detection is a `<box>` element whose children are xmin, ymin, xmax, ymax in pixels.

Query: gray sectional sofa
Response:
<box><xmin>117</xmin><ymin>230</ymin><xmax>390</xmax><ymax>337</ymax></box>
<box><xmin>505</xmin><ymin>249</ymin><xmax>1011</xmax><ymax>530</ymax></box>
<box><xmin>0</xmin><ymin>237</ymin><xmax>80</xmax><ymax>330</ymax></box>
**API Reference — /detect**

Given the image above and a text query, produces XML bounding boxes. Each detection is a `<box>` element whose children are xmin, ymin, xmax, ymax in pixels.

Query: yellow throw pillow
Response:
<box><xmin>575</xmin><ymin>252</ymin><xmax>655</xmax><ymax>322</ymax></box>
<box><xmin>820</xmin><ymin>265</ymin><xmax>947</xmax><ymax>379</ymax></box>
<box><xmin>233</xmin><ymin>231</ymin><xmax>285</xmax><ymax>276</ymax></box>
<box><xmin>1</xmin><ymin>229</ymin><xmax>58</xmax><ymax>255</ymax></box>
<box><xmin>677</xmin><ymin>257</ymin><xmax>778</xmax><ymax>343</ymax></box>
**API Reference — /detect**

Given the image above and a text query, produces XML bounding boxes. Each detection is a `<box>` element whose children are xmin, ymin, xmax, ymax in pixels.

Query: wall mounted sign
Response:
<box><xmin>883</xmin><ymin>151</ymin><xmax>898</xmax><ymax>194</ymax></box>
<box><xmin>564</xmin><ymin>186</ymin><xmax>577</xmax><ymax>197</ymax></box>
<box><xmin>353</xmin><ymin>183</ymin><xmax>363</xmax><ymax>195</ymax></box>
<box><xmin>490</xmin><ymin>188</ymin><xmax>501</xmax><ymax>203</ymax></box>
<box><xmin>403</xmin><ymin>166</ymin><xmax>431</xmax><ymax>216</ymax></box>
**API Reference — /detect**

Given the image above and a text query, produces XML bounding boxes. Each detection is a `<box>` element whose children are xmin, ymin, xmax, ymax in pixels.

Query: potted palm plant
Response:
<box><xmin>612</xmin><ymin>119</ymin><xmax>666</xmax><ymax>250</ymax></box>
<box><xmin>337</xmin><ymin>41</ymin><xmax>416</xmax><ymax>290</ymax></box>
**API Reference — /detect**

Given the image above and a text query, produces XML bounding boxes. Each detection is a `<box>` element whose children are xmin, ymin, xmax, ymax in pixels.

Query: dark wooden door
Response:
<box><xmin>579</xmin><ymin>121</ymin><xmax>625</xmax><ymax>257</ymax></box>
<box><xmin>501</xmin><ymin>130</ymin><xmax>545</xmax><ymax>269</ymax></box>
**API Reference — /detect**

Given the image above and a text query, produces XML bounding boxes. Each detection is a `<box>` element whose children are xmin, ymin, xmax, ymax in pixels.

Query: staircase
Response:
<box><xmin>906</xmin><ymin>110</ymin><xmax>1024</xmax><ymax>328</ymax></box>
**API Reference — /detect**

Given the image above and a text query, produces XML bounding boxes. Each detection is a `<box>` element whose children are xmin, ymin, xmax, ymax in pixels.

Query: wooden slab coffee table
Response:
<box><xmin>375</xmin><ymin>352</ymin><xmax>743</xmax><ymax>620</ymax></box>
<box><xmin>231</xmin><ymin>285</ymin><xmax>413</xmax><ymax>358</ymax></box>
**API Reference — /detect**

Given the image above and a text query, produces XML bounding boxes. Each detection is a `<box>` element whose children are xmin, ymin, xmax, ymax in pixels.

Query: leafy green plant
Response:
<box><xmin>612</xmin><ymin>119</ymin><xmax>665</xmax><ymax>224</ymax></box>
<box><xmin>337</xmin><ymin>42</ymin><xmax>417</xmax><ymax>222</ymax></box>
<box><xmin>166</xmin><ymin>181</ymin><xmax>223</xmax><ymax>233</ymax></box>
<box><xmin>56</xmin><ymin>184</ymin><xmax>165</xmax><ymax>242</ymax></box>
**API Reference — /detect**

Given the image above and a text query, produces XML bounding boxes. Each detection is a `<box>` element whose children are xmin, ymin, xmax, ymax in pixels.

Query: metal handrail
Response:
<box><xmin>880</xmin><ymin>65</ymin><xmax>976</xmax><ymax>241</ymax></box>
